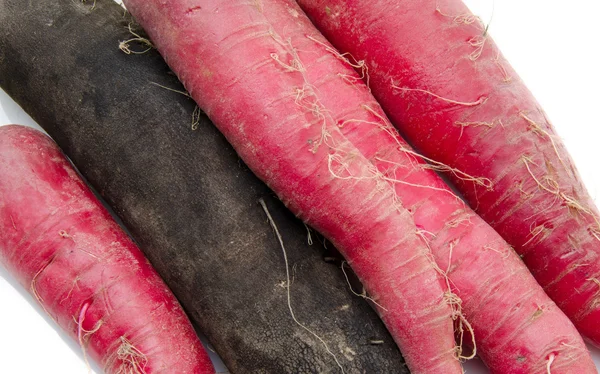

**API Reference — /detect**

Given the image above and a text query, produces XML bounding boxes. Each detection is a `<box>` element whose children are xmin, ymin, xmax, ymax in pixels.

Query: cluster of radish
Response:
<box><xmin>1</xmin><ymin>0</ymin><xmax>599</xmax><ymax>373</ymax></box>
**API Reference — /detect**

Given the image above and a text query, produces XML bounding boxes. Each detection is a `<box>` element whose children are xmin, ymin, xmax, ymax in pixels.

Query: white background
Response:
<box><xmin>1</xmin><ymin>0</ymin><xmax>599</xmax><ymax>372</ymax></box>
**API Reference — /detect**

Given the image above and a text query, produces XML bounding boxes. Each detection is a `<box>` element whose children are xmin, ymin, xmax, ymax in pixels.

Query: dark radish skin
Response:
<box><xmin>122</xmin><ymin>0</ymin><xmax>463</xmax><ymax>372</ymax></box>
<box><xmin>0</xmin><ymin>0</ymin><xmax>408</xmax><ymax>372</ymax></box>
<box><xmin>0</xmin><ymin>125</ymin><xmax>214</xmax><ymax>374</ymax></box>
<box><xmin>296</xmin><ymin>0</ymin><xmax>600</xmax><ymax>350</ymax></box>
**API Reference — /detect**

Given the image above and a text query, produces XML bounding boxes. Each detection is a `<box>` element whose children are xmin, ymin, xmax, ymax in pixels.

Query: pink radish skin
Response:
<box><xmin>121</xmin><ymin>0</ymin><xmax>463</xmax><ymax>373</ymax></box>
<box><xmin>0</xmin><ymin>125</ymin><xmax>215</xmax><ymax>374</ymax></box>
<box><xmin>255</xmin><ymin>2</ymin><xmax>594</xmax><ymax>373</ymax></box>
<box><xmin>296</xmin><ymin>0</ymin><xmax>600</xmax><ymax>352</ymax></box>
<box><xmin>292</xmin><ymin>26</ymin><xmax>593</xmax><ymax>374</ymax></box>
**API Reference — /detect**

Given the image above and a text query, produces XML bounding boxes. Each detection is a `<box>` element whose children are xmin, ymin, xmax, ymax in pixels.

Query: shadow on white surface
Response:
<box><xmin>0</xmin><ymin>265</ymin><xmax>103</xmax><ymax>373</ymax></box>
<box><xmin>0</xmin><ymin>89</ymin><xmax>40</xmax><ymax>130</ymax></box>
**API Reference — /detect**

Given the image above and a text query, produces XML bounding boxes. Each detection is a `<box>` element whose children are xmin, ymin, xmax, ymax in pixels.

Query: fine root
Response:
<box><xmin>269</xmin><ymin>31</ymin><xmax>305</xmax><ymax>73</ymax></box>
<box><xmin>483</xmin><ymin>244</ymin><xmax>511</xmax><ymax>259</ymax></box>
<box><xmin>191</xmin><ymin>106</ymin><xmax>202</xmax><ymax>131</ymax></box>
<box><xmin>446</xmin><ymin>243</ymin><xmax>476</xmax><ymax>361</ymax></box>
<box><xmin>374</xmin><ymin>157</ymin><xmax>461</xmax><ymax>200</ymax></box>
<box><xmin>60</xmin><ymin>277</ymin><xmax>81</xmax><ymax>305</ymax></box>
<box><xmin>114</xmin><ymin>337</ymin><xmax>148</xmax><ymax>374</ymax></box>
<box><xmin>293</xmin><ymin>83</ymin><xmax>334</xmax><ymax>154</ymax></box>
<box><xmin>429</xmin><ymin>241</ymin><xmax>476</xmax><ymax>361</ymax></box>
<box><xmin>522</xmin><ymin>223</ymin><xmax>551</xmax><ymax>248</ymax></box>
<box><xmin>455</xmin><ymin>120</ymin><xmax>495</xmax><ymax>139</ymax></box>
<box><xmin>31</xmin><ymin>256</ymin><xmax>58</xmax><ymax>320</ymax></box>
<box><xmin>519</xmin><ymin>111</ymin><xmax>566</xmax><ymax>170</ymax></box>
<box><xmin>306</xmin><ymin>35</ymin><xmax>370</xmax><ymax>89</ymax></box>
<box><xmin>304</xmin><ymin>223</ymin><xmax>313</xmax><ymax>245</ymax></box>
<box><xmin>340</xmin><ymin>261</ymin><xmax>387</xmax><ymax>311</ymax></box>
<box><xmin>435</xmin><ymin>5</ymin><xmax>481</xmax><ymax>25</ymax></box>
<box><xmin>391</xmin><ymin>81</ymin><xmax>487</xmax><ymax>107</ymax></box>
<box><xmin>149</xmin><ymin>82</ymin><xmax>191</xmax><ymax>98</ymax></box>
<box><xmin>77</xmin><ymin>302</ymin><xmax>103</xmax><ymax>374</ymax></box>
<box><xmin>259</xmin><ymin>199</ymin><xmax>345</xmax><ymax>373</ymax></box>
<box><xmin>119</xmin><ymin>24</ymin><xmax>154</xmax><ymax>55</ymax></box>
<box><xmin>590</xmin><ymin>227</ymin><xmax>600</xmax><ymax>242</ymax></box>
<box><xmin>522</xmin><ymin>155</ymin><xmax>593</xmax><ymax>218</ymax></box>
<box><xmin>468</xmin><ymin>35</ymin><xmax>486</xmax><ymax>61</ymax></box>
<box><xmin>400</xmin><ymin>147</ymin><xmax>493</xmax><ymax>189</ymax></box>
<box><xmin>270</xmin><ymin>52</ymin><xmax>304</xmax><ymax>72</ymax></box>
<box><xmin>445</xmin><ymin>210</ymin><xmax>472</xmax><ymax>228</ymax></box>
<box><xmin>494</xmin><ymin>50</ymin><xmax>512</xmax><ymax>82</ymax></box>
<box><xmin>587</xmin><ymin>278</ymin><xmax>600</xmax><ymax>292</ymax></box>
<box><xmin>416</xmin><ymin>229</ymin><xmax>436</xmax><ymax>243</ymax></box>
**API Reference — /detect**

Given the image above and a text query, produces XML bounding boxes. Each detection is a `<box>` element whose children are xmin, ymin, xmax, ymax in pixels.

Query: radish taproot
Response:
<box><xmin>0</xmin><ymin>0</ymin><xmax>408</xmax><ymax>372</ymax></box>
<box><xmin>296</xmin><ymin>0</ymin><xmax>600</xmax><ymax>347</ymax></box>
<box><xmin>122</xmin><ymin>0</ymin><xmax>462</xmax><ymax>372</ymax></box>
<box><xmin>0</xmin><ymin>125</ymin><xmax>214</xmax><ymax>373</ymax></box>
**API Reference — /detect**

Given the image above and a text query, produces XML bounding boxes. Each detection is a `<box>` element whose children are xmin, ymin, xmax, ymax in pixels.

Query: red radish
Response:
<box><xmin>122</xmin><ymin>0</ymin><xmax>463</xmax><ymax>372</ymax></box>
<box><xmin>296</xmin><ymin>0</ymin><xmax>600</xmax><ymax>348</ymax></box>
<box><xmin>243</xmin><ymin>3</ymin><xmax>593</xmax><ymax>373</ymax></box>
<box><xmin>123</xmin><ymin>0</ymin><xmax>595</xmax><ymax>372</ymax></box>
<box><xmin>0</xmin><ymin>125</ymin><xmax>214</xmax><ymax>374</ymax></box>
<box><xmin>294</xmin><ymin>32</ymin><xmax>595</xmax><ymax>374</ymax></box>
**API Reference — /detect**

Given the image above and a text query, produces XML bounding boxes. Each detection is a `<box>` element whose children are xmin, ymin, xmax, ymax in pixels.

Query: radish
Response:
<box><xmin>296</xmin><ymin>0</ymin><xmax>600</xmax><ymax>347</ymax></box>
<box><xmin>122</xmin><ymin>0</ymin><xmax>463</xmax><ymax>372</ymax></box>
<box><xmin>0</xmin><ymin>125</ymin><xmax>214</xmax><ymax>373</ymax></box>
<box><xmin>0</xmin><ymin>0</ymin><xmax>407</xmax><ymax>372</ymax></box>
<box><xmin>295</xmin><ymin>31</ymin><xmax>595</xmax><ymax>372</ymax></box>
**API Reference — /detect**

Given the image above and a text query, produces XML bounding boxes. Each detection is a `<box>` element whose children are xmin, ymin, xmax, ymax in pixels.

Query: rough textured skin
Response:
<box><xmin>121</xmin><ymin>0</ymin><xmax>465</xmax><ymax>373</ymax></box>
<box><xmin>0</xmin><ymin>126</ymin><xmax>214</xmax><ymax>373</ymax></box>
<box><xmin>296</xmin><ymin>0</ymin><xmax>600</xmax><ymax>350</ymax></box>
<box><xmin>0</xmin><ymin>0</ymin><xmax>408</xmax><ymax>373</ymax></box>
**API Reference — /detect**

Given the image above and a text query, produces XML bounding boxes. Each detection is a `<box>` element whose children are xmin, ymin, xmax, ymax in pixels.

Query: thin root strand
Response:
<box><xmin>340</xmin><ymin>261</ymin><xmax>387</xmax><ymax>311</ymax></box>
<box><xmin>115</xmin><ymin>337</ymin><xmax>148</xmax><ymax>374</ymax></box>
<box><xmin>119</xmin><ymin>24</ymin><xmax>154</xmax><ymax>55</ymax></box>
<box><xmin>391</xmin><ymin>81</ymin><xmax>487</xmax><ymax>107</ymax></box>
<box><xmin>306</xmin><ymin>34</ymin><xmax>370</xmax><ymax>89</ymax></box>
<box><xmin>149</xmin><ymin>82</ymin><xmax>191</xmax><ymax>98</ymax></box>
<box><xmin>259</xmin><ymin>199</ymin><xmax>345</xmax><ymax>373</ymax></box>
<box><xmin>400</xmin><ymin>147</ymin><xmax>493</xmax><ymax>189</ymax></box>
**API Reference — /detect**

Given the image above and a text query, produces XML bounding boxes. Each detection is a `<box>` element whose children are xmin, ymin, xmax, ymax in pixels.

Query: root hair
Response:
<box><xmin>259</xmin><ymin>199</ymin><xmax>345</xmax><ymax>373</ymax></box>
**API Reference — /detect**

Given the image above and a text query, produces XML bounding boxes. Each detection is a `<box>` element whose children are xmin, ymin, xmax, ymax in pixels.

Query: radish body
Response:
<box><xmin>0</xmin><ymin>125</ymin><xmax>214</xmax><ymax>374</ymax></box>
<box><xmin>122</xmin><ymin>0</ymin><xmax>462</xmax><ymax>372</ymax></box>
<box><xmin>296</xmin><ymin>0</ymin><xmax>600</xmax><ymax>348</ymax></box>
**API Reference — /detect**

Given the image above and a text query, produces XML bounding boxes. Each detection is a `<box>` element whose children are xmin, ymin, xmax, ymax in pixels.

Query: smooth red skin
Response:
<box><xmin>299</xmin><ymin>0</ymin><xmax>600</xmax><ymax>354</ymax></box>
<box><xmin>122</xmin><ymin>1</ymin><xmax>462</xmax><ymax>373</ymax></box>
<box><xmin>0</xmin><ymin>126</ymin><xmax>214</xmax><ymax>374</ymax></box>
